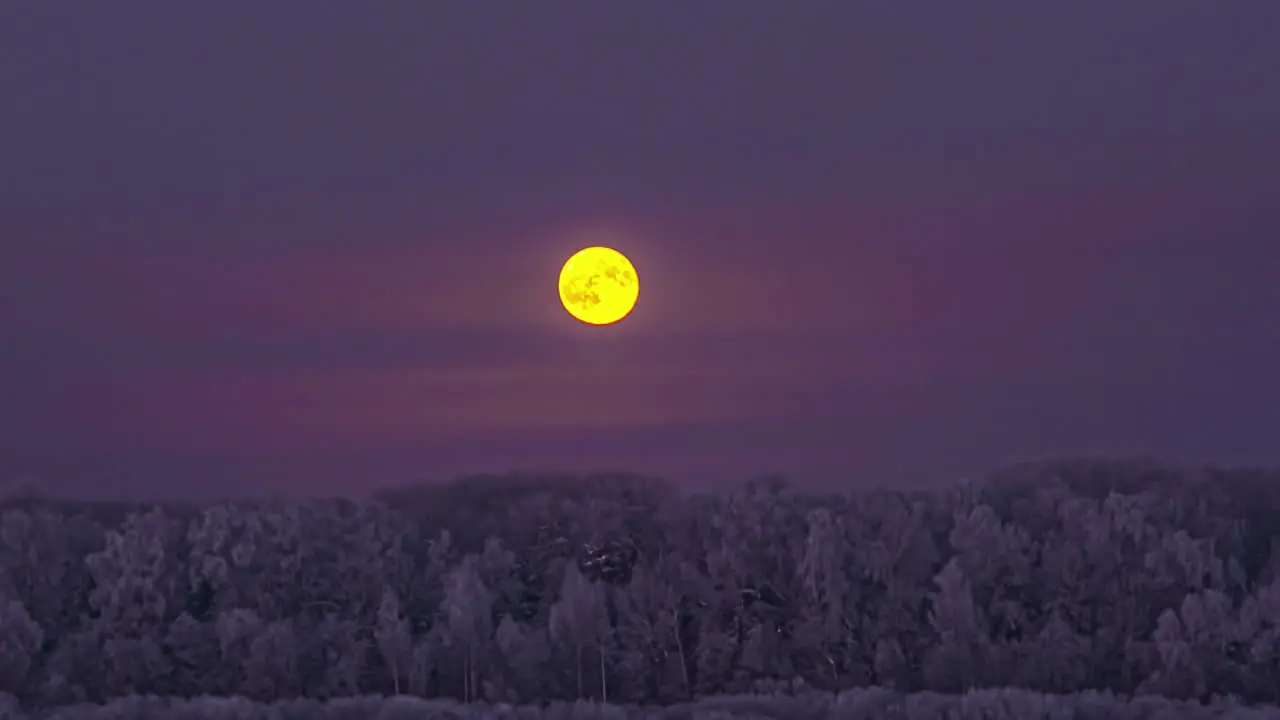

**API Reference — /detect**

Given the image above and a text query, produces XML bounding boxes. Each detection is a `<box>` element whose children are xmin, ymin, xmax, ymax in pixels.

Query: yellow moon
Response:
<box><xmin>558</xmin><ymin>246</ymin><xmax>640</xmax><ymax>325</ymax></box>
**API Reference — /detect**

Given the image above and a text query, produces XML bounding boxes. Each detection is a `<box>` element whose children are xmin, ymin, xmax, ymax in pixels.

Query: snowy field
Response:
<box><xmin>6</xmin><ymin>687</ymin><xmax>1280</xmax><ymax>720</ymax></box>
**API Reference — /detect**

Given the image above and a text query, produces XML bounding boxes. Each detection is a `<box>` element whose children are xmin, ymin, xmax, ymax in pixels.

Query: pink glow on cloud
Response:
<box><xmin>5</xmin><ymin>188</ymin><xmax>1272</xmax><ymax>464</ymax></box>
<box><xmin>11</xmin><ymin>188</ymin><xmax>1226</xmax><ymax>341</ymax></box>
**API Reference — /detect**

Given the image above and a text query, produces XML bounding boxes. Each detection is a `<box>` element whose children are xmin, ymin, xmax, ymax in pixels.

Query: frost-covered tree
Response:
<box><xmin>1143</xmin><ymin>589</ymin><xmax>1240</xmax><ymax>700</ymax></box>
<box><xmin>949</xmin><ymin>506</ymin><xmax>1035</xmax><ymax>642</ymax></box>
<box><xmin>0</xmin><ymin>598</ymin><xmax>42</xmax><ymax>696</ymax></box>
<box><xmin>163</xmin><ymin>612</ymin><xmax>218</xmax><ymax>697</ymax></box>
<box><xmin>614</xmin><ymin>561</ymin><xmax>692</xmax><ymax>702</ymax></box>
<box><xmin>794</xmin><ymin>506</ymin><xmax>864</xmax><ymax>688</ymax></box>
<box><xmin>924</xmin><ymin>558</ymin><xmax>989</xmax><ymax>692</ymax></box>
<box><xmin>1020</xmin><ymin>611</ymin><xmax>1089</xmax><ymax>693</ymax></box>
<box><xmin>549</xmin><ymin>562</ymin><xmax>611</xmax><ymax>701</ymax></box>
<box><xmin>1237</xmin><ymin>579</ymin><xmax>1280</xmax><ymax>702</ymax></box>
<box><xmin>186</xmin><ymin>502</ymin><xmax>306</xmax><ymax>621</ymax></box>
<box><xmin>315</xmin><ymin>613</ymin><xmax>368</xmax><ymax>698</ymax></box>
<box><xmin>849</xmin><ymin>490</ymin><xmax>941</xmax><ymax>690</ymax></box>
<box><xmin>374</xmin><ymin>587</ymin><xmax>412</xmax><ymax>695</ymax></box>
<box><xmin>85</xmin><ymin>507</ymin><xmax>184</xmax><ymax>695</ymax></box>
<box><xmin>0</xmin><ymin>509</ymin><xmax>96</xmax><ymax>642</ymax></box>
<box><xmin>439</xmin><ymin>553</ymin><xmax>494</xmax><ymax>702</ymax></box>
<box><xmin>492</xmin><ymin>613</ymin><xmax>549</xmax><ymax>701</ymax></box>
<box><xmin>244</xmin><ymin>618</ymin><xmax>299</xmax><ymax>700</ymax></box>
<box><xmin>215</xmin><ymin>607</ymin><xmax>265</xmax><ymax>694</ymax></box>
<box><xmin>9</xmin><ymin>461</ymin><xmax>1280</xmax><ymax>706</ymax></box>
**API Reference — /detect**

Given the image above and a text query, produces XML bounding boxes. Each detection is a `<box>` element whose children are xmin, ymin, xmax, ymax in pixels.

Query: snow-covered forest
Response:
<box><xmin>4</xmin><ymin>457</ymin><xmax>1280</xmax><ymax>717</ymax></box>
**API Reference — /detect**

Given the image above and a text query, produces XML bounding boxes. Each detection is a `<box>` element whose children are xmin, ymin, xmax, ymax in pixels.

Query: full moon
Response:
<box><xmin>558</xmin><ymin>246</ymin><xmax>640</xmax><ymax>325</ymax></box>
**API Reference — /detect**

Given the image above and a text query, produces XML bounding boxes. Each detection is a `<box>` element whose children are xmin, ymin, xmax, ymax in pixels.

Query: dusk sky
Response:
<box><xmin>3</xmin><ymin>2</ymin><xmax>1278</xmax><ymax>500</ymax></box>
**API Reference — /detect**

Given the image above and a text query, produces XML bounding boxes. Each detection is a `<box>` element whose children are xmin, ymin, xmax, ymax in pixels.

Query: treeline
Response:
<box><xmin>5</xmin><ymin>687</ymin><xmax>1280</xmax><ymax>720</ymax></box>
<box><xmin>3</xmin><ymin>457</ymin><xmax>1280</xmax><ymax>710</ymax></box>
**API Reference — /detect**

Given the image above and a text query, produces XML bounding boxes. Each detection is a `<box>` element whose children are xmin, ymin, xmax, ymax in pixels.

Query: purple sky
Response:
<box><xmin>3</xmin><ymin>2</ymin><xmax>1279</xmax><ymax>499</ymax></box>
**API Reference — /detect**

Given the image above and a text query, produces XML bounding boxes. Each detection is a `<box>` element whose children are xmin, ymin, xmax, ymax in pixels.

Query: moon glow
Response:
<box><xmin>558</xmin><ymin>246</ymin><xmax>640</xmax><ymax>325</ymax></box>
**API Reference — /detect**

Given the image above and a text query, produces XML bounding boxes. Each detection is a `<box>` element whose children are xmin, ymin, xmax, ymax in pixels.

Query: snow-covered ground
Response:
<box><xmin>7</xmin><ymin>687</ymin><xmax>1280</xmax><ymax>720</ymax></box>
